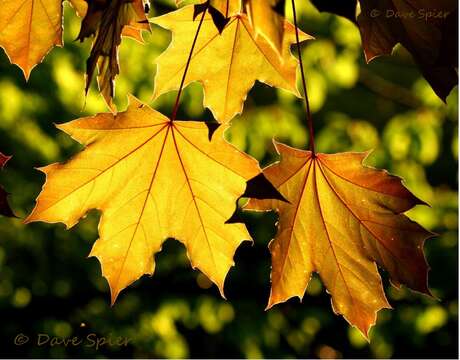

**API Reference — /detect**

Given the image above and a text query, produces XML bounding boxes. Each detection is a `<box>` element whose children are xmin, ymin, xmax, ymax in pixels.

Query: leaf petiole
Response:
<box><xmin>291</xmin><ymin>0</ymin><xmax>316</xmax><ymax>156</ymax></box>
<box><xmin>170</xmin><ymin>1</ymin><xmax>209</xmax><ymax>121</ymax></box>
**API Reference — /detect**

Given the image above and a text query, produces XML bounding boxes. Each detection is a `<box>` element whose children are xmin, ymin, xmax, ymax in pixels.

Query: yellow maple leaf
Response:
<box><xmin>0</xmin><ymin>0</ymin><xmax>63</xmax><ymax>78</ymax></box>
<box><xmin>26</xmin><ymin>96</ymin><xmax>266</xmax><ymax>303</ymax></box>
<box><xmin>246</xmin><ymin>142</ymin><xmax>433</xmax><ymax>336</ymax></box>
<box><xmin>152</xmin><ymin>5</ymin><xmax>312</xmax><ymax>123</ymax></box>
<box><xmin>0</xmin><ymin>0</ymin><xmax>148</xmax><ymax>100</ymax></box>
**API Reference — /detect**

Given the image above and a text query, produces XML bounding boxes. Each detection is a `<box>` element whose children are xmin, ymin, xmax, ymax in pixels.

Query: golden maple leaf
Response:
<box><xmin>0</xmin><ymin>0</ymin><xmax>149</xmax><ymax>101</ymax></box>
<box><xmin>26</xmin><ymin>96</ymin><xmax>267</xmax><ymax>303</ymax></box>
<box><xmin>0</xmin><ymin>0</ymin><xmax>63</xmax><ymax>78</ymax></box>
<box><xmin>152</xmin><ymin>5</ymin><xmax>312</xmax><ymax>123</ymax></box>
<box><xmin>246</xmin><ymin>141</ymin><xmax>433</xmax><ymax>336</ymax></box>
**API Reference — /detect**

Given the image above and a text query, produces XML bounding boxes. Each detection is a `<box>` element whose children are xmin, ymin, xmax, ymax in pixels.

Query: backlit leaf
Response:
<box><xmin>26</xmin><ymin>96</ymin><xmax>268</xmax><ymax>303</ymax></box>
<box><xmin>246</xmin><ymin>142</ymin><xmax>433</xmax><ymax>336</ymax></box>
<box><xmin>152</xmin><ymin>5</ymin><xmax>312</xmax><ymax>123</ymax></box>
<box><xmin>0</xmin><ymin>0</ymin><xmax>149</xmax><ymax>103</ymax></box>
<box><xmin>0</xmin><ymin>0</ymin><xmax>62</xmax><ymax>78</ymax></box>
<box><xmin>76</xmin><ymin>0</ymin><xmax>150</xmax><ymax>107</ymax></box>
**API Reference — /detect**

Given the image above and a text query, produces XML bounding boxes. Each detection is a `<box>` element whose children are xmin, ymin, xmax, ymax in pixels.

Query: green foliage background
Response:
<box><xmin>0</xmin><ymin>0</ymin><xmax>457</xmax><ymax>358</ymax></box>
